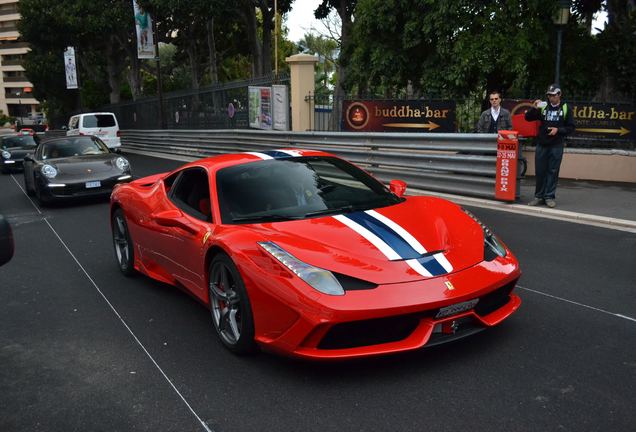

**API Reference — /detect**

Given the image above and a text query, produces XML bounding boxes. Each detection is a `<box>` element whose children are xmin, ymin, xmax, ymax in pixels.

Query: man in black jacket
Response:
<box><xmin>525</xmin><ymin>84</ymin><xmax>575</xmax><ymax>208</ymax></box>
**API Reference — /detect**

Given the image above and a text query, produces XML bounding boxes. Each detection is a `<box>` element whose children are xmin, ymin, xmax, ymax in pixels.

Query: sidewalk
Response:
<box><xmin>419</xmin><ymin>176</ymin><xmax>636</xmax><ymax>233</ymax></box>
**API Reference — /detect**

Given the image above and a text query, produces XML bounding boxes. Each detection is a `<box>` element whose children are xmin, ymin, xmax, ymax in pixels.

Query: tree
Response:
<box><xmin>315</xmin><ymin>0</ymin><xmax>357</xmax><ymax>129</ymax></box>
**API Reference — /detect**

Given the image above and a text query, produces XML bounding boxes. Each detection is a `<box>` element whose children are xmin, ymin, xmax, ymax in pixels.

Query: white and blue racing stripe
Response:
<box><xmin>334</xmin><ymin>210</ymin><xmax>453</xmax><ymax>278</ymax></box>
<box><xmin>245</xmin><ymin>149</ymin><xmax>303</xmax><ymax>160</ymax></box>
<box><xmin>244</xmin><ymin>151</ymin><xmax>274</xmax><ymax>160</ymax></box>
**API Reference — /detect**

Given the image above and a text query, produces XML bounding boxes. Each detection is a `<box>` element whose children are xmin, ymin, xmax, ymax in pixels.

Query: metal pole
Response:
<box><xmin>555</xmin><ymin>27</ymin><xmax>563</xmax><ymax>84</ymax></box>
<box><xmin>153</xmin><ymin>18</ymin><xmax>166</xmax><ymax>129</ymax></box>
<box><xmin>274</xmin><ymin>0</ymin><xmax>278</xmax><ymax>79</ymax></box>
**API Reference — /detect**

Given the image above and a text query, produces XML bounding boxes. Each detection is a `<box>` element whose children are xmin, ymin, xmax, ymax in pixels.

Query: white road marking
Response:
<box><xmin>11</xmin><ymin>174</ymin><xmax>42</xmax><ymax>215</ymax></box>
<box><xmin>10</xmin><ymin>174</ymin><xmax>214</xmax><ymax>432</ymax></box>
<box><xmin>518</xmin><ymin>285</ymin><xmax>636</xmax><ymax>323</ymax></box>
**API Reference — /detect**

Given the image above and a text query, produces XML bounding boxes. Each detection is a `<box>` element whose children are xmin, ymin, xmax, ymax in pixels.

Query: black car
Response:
<box><xmin>1</xmin><ymin>134</ymin><xmax>39</xmax><ymax>173</ymax></box>
<box><xmin>23</xmin><ymin>135</ymin><xmax>133</xmax><ymax>204</ymax></box>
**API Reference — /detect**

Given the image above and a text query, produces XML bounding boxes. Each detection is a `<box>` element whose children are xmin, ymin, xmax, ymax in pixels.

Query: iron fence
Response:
<box><xmin>101</xmin><ymin>73</ymin><xmax>290</xmax><ymax>130</ymax></box>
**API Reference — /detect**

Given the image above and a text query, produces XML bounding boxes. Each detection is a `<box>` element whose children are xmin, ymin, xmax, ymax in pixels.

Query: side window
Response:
<box><xmin>68</xmin><ymin>116</ymin><xmax>79</xmax><ymax>130</ymax></box>
<box><xmin>168</xmin><ymin>168</ymin><xmax>212</xmax><ymax>222</ymax></box>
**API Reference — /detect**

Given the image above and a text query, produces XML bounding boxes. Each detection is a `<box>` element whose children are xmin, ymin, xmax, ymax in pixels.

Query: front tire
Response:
<box><xmin>112</xmin><ymin>208</ymin><xmax>136</xmax><ymax>276</ymax></box>
<box><xmin>34</xmin><ymin>182</ymin><xmax>50</xmax><ymax>206</ymax></box>
<box><xmin>208</xmin><ymin>254</ymin><xmax>256</xmax><ymax>354</ymax></box>
<box><xmin>24</xmin><ymin>171</ymin><xmax>35</xmax><ymax>196</ymax></box>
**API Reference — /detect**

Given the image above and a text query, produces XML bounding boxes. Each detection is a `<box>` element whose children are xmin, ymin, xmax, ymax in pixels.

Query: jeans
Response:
<box><xmin>534</xmin><ymin>143</ymin><xmax>564</xmax><ymax>199</ymax></box>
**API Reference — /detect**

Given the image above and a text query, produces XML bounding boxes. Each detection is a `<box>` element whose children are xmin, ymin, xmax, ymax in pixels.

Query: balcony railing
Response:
<box><xmin>2</xmin><ymin>76</ymin><xmax>29</xmax><ymax>82</ymax></box>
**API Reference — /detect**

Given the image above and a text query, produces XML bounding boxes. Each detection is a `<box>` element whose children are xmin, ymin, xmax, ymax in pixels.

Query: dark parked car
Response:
<box><xmin>1</xmin><ymin>134</ymin><xmax>39</xmax><ymax>173</ymax></box>
<box><xmin>23</xmin><ymin>135</ymin><xmax>133</xmax><ymax>205</ymax></box>
<box><xmin>0</xmin><ymin>214</ymin><xmax>14</xmax><ymax>266</ymax></box>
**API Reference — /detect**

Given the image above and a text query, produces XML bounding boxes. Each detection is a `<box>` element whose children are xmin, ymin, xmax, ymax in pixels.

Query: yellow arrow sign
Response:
<box><xmin>577</xmin><ymin>127</ymin><xmax>630</xmax><ymax>136</ymax></box>
<box><xmin>383</xmin><ymin>122</ymin><xmax>440</xmax><ymax>130</ymax></box>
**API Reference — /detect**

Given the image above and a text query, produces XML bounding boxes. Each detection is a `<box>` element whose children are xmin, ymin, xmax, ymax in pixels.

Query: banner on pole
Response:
<box><xmin>64</xmin><ymin>47</ymin><xmax>78</xmax><ymax>90</ymax></box>
<box><xmin>132</xmin><ymin>0</ymin><xmax>156</xmax><ymax>59</ymax></box>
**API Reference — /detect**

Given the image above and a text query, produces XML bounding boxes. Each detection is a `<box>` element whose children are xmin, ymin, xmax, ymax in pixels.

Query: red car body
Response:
<box><xmin>110</xmin><ymin>149</ymin><xmax>521</xmax><ymax>360</ymax></box>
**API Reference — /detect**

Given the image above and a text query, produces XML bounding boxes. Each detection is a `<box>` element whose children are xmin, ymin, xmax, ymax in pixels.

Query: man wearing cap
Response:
<box><xmin>524</xmin><ymin>84</ymin><xmax>575</xmax><ymax>208</ymax></box>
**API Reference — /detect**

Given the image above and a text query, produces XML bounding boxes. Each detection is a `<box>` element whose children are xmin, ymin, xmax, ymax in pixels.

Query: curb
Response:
<box><xmin>414</xmin><ymin>189</ymin><xmax>636</xmax><ymax>233</ymax></box>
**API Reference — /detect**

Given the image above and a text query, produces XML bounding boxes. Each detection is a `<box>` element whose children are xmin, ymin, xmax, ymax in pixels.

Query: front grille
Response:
<box><xmin>426</xmin><ymin>316</ymin><xmax>484</xmax><ymax>347</ymax></box>
<box><xmin>318</xmin><ymin>315</ymin><xmax>420</xmax><ymax>350</ymax></box>
<box><xmin>49</xmin><ymin>178</ymin><xmax>120</xmax><ymax>197</ymax></box>
<box><xmin>474</xmin><ymin>279</ymin><xmax>517</xmax><ymax>316</ymax></box>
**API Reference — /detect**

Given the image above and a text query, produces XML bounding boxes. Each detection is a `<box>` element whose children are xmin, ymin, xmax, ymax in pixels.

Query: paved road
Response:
<box><xmin>1</xmin><ymin>153</ymin><xmax>634</xmax><ymax>432</ymax></box>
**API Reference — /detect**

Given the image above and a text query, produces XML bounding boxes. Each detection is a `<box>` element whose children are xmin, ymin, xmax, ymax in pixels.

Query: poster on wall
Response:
<box><xmin>63</xmin><ymin>47</ymin><xmax>78</xmax><ymax>90</ymax></box>
<box><xmin>342</xmin><ymin>100</ymin><xmax>456</xmax><ymax>132</ymax></box>
<box><xmin>132</xmin><ymin>0</ymin><xmax>156</xmax><ymax>59</ymax></box>
<box><xmin>272</xmin><ymin>85</ymin><xmax>289</xmax><ymax>131</ymax></box>
<box><xmin>248</xmin><ymin>86</ymin><xmax>273</xmax><ymax>130</ymax></box>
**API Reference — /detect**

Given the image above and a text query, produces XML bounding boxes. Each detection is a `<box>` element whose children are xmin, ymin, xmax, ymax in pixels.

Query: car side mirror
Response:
<box><xmin>23</xmin><ymin>154</ymin><xmax>34</xmax><ymax>162</ymax></box>
<box><xmin>0</xmin><ymin>214</ymin><xmax>15</xmax><ymax>266</ymax></box>
<box><xmin>389</xmin><ymin>179</ymin><xmax>407</xmax><ymax>197</ymax></box>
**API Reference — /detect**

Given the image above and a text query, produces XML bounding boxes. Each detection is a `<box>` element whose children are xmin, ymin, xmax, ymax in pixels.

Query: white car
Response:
<box><xmin>67</xmin><ymin>112</ymin><xmax>121</xmax><ymax>150</ymax></box>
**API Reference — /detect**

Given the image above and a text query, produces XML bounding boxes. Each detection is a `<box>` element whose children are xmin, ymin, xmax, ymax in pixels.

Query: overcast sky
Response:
<box><xmin>284</xmin><ymin>0</ymin><xmax>323</xmax><ymax>42</ymax></box>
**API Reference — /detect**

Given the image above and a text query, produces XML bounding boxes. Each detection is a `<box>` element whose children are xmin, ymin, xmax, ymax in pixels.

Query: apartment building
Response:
<box><xmin>0</xmin><ymin>0</ymin><xmax>38</xmax><ymax>122</ymax></box>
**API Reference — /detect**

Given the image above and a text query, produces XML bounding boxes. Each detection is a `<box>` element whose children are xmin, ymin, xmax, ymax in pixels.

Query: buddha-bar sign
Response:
<box><xmin>342</xmin><ymin>100</ymin><xmax>456</xmax><ymax>132</ymax></box>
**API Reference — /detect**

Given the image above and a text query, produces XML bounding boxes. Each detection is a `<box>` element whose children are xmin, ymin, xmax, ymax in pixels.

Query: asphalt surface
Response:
<box><xmin>1</xmin><ymin>152</ymin><xmax>634</xmax><ymax>432</ymax></box>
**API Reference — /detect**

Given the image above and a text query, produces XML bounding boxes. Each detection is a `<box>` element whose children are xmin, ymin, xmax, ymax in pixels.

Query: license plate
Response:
<box><xmin>435</xmin><ymin>298</ymin><xmax>479</xmax><ymax>319</ymax></box>
<box><xmin>85</xmin><ymin>181</ymin><xmax>101</xmax><ymax>188</ymax></box>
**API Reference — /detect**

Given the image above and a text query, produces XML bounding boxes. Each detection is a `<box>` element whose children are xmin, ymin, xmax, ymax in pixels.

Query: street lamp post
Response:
<box><xmin>16</xmin><ymin>91</ymin><xmax>22</xmax><ymax>128</ymax></box>
<box><xmin>553</xmin><ymin>0</ymin><xmax>571</xmax><ymax>84</ymax></box>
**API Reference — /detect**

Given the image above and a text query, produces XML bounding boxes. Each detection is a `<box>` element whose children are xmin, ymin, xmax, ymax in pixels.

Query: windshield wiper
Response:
<box><xmin>304</xmin><ymin>204</ymin><xmax>372</xmax><ymax>218</ymax></box>
<box><xmin>231</xmin><ymin>213</ymin><xmax>304</xmax><ymax>223</ymax></box>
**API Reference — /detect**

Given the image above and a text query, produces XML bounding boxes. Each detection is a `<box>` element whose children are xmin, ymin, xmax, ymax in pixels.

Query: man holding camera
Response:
<box><xmin>524</xmin><ymin>84</ymin><xmax>575</xmax><ymax>208</ymax></box>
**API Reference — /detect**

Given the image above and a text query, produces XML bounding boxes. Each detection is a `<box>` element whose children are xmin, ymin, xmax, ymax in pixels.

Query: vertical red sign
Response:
<box><xmin>495</xmin><ymin>130</ymin><xmax>519</xmax><ymax>202</ymax></box>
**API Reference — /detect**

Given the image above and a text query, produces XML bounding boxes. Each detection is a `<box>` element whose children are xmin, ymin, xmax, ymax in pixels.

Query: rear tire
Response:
<box><xmin>112</xmin><ymin>208</ymin><xmax>136</xmax><ymax>276</ymax></box>
<box><xmin>208</xmin><ymin>254</ymin><xmax>256</xmax><ymax>354</ymax></box>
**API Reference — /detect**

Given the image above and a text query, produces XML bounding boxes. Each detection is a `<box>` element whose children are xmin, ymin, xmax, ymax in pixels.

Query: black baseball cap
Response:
<box><xmin>546</xmin><ymin>84</ymin><xmax>561</xmax><ymax>95</ymax></box>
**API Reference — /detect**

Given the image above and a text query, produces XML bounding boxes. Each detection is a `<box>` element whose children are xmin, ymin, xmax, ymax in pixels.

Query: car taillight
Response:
<box><xmin>79</xmin><ymin>132</ymin><xmax>85</xmax><ymax>135</ymax></box>
<box><xmin>117</xmin><ymin>131</ymin><xmax>121</xmax><ymax>137</ymax></box>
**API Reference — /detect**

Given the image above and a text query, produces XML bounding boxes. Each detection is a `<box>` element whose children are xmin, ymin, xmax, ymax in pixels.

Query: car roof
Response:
<box><xmin>76</xmin><ymin>112</ymin><xmax>117</xmax><ymax>116</ymax></box>
<box><xmin>177</xmin><ymin>148</ymin><xmax>337</xmax><ymax>173</ymax></box>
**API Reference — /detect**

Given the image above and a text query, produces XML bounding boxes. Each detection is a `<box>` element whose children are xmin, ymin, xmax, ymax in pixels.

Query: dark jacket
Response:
<box><xmin>476</xmin><ymin>107</ymin><xmax>512</xmax><ymax>133</ymax></box>
<box><xmin>525</xmin><ymin>102</ymin><xmax>575</xmax><ymax>146</ymax></box>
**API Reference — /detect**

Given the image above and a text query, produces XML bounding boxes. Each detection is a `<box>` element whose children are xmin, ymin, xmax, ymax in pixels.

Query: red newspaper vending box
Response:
<box><xmin>495</xmin><ymin>130</ymin><xmax>519</xmax><ymax>201</ymax></box>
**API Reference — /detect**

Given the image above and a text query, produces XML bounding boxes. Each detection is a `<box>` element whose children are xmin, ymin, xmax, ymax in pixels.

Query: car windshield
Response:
<box><xmin>216</xmin><ymin>156</ymin><xmax>402</xmax><ymax>224</ymax></box>
<box><xmin>41</xmin><ymin>136</ymin><xmax>109</xmax><ymax>160</ymax></box>
<box><xmin>1</xmin><ymin>135</ymin><xmax>37</xmax><ymax>149</ymax></box>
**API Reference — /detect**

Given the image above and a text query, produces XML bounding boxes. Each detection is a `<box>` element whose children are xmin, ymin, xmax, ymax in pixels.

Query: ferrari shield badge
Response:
<box><xmin>202</xmin><ymin>231</ymin><xmax>211</xmax><ymax>245</ymax></box>
<box><xmin>445</xmin><ymin>281</ymin><xmax>455</xmax><ymax>291</ymax></box>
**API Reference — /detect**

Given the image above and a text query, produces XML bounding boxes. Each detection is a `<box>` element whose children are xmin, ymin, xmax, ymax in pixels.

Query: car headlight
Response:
<box><xmin>462</xmin><ymin>209</ymin><xmax>507</xmax><ymax>260</ymax></box>
<box><xmin>258</xmin><ymin>241</ymin><xmax>345</xmax><ymax>296</ymax></box>
<box><xmin>1</xmin><ymin>150</ymin><xmax>10</xmax><ymax>160</ymax></box>
<box><xmin>115</xmin><ymin>157</ymin><xmax>129</xmax><ymax>171</ymax></box>
<box><xmin>41</xmin><ymin>164</ymin><xmax>58</xmax><ymax>179</ymax></box>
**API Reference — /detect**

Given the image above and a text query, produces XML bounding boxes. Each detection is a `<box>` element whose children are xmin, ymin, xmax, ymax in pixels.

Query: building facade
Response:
<box><xmin>0</xmin><ymin>0</ymin><xmax>38</xmax><ymax>123</ymax></box>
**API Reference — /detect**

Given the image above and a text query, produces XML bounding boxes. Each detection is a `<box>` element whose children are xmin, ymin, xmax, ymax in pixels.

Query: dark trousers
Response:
<box><xmin>534</xmin><ymin>143</ymin><xmax>564</xmax><ymax>199</ymax></box>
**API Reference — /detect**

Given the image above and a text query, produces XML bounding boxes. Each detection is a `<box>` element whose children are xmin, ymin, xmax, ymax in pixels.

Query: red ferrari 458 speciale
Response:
<box><xmin>110</xmin><ymin>149</ymin><xmax>521</xmax><ymax>359</ymax></box>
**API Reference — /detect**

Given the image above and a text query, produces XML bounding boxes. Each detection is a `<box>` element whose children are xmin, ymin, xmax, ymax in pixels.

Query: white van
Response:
<box><xmin>67</xmin><ymin>112</ymin><xmax>121</xmax><ymax>150</ymax></box>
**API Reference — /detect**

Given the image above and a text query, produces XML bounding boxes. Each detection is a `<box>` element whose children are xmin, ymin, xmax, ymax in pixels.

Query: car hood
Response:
<box><xmin>245</xmin><ymin>197</ymin><xmax>485</xmax><ymax>284</ymax></box>
<box><xmin>4</xmin><ymin>147</ymin><xmax>36</xmax><ymax>159</ymax></box>
<box><xmin>48</xmin><ymin>154</ymin><xmax>120</xmax><ymax>176</ymax></box>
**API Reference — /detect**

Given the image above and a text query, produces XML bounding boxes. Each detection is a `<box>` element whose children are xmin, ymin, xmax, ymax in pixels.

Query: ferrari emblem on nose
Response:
<box><xmin>445</xmin><ymin>281</ymin><xmax>455</xmax><ymax>291</ymax></box>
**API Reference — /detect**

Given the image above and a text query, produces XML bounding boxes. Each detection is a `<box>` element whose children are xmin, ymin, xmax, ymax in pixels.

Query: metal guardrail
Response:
<box><xmin>120</xmin><ymin>130</ymin><xmax>500</xmax><ymax>198</ymax></box>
